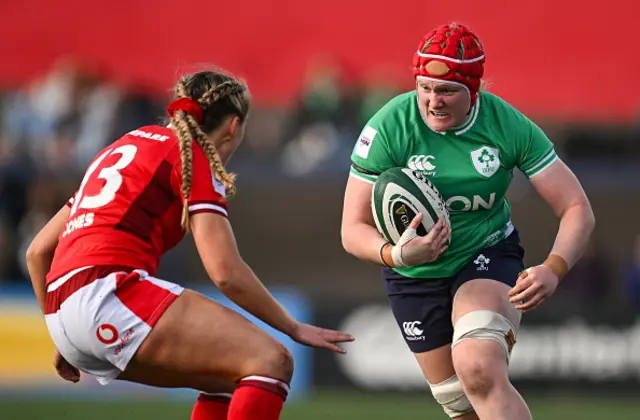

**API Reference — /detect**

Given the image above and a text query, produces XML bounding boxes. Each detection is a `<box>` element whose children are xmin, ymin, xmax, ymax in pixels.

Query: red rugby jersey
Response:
<box><xmin>46</xmin><ymin>125</ymin><xmax>228</xmax><ymax>284</ymax></box>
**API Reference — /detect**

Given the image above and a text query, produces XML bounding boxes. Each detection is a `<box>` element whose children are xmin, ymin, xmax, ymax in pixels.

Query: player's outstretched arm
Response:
<box><xmin>191</xmin><ymin>212</ymin><xmax>354</xmax><ymax>353</ymax></box>
<box><xmin>26</xmin><ymin>205</ymin><xmax>70</xmax><ymax>314</ymax></box>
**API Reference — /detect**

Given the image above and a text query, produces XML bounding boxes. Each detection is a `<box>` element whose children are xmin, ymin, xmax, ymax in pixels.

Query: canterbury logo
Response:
<box><xmin>408</xmin><ymin>155</ymin><xmax>436</xmax><ymax>171</ymax></box>
<box><xmin>402</xmin><ymin>321</ymin><xmax>424</xmax><ymax>337</ymax></box>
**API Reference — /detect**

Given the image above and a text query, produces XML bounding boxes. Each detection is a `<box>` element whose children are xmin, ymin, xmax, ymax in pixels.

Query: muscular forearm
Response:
<box><xmin>341</xmin><ymin>223</ymin><xmax>389</xmax><ymax>266</ymax></box>
<box><xmin>215</xmin><ymin>260</ymin><xmax>297</xmax><ymax>336</ymax></box>
<box><xmin>548</xmin><ymin>202</ymin><xmax>595</xmax><ymax>273</ymax></box>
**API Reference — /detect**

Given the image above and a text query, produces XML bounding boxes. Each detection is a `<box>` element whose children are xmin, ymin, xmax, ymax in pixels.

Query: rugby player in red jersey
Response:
<box><xmin>26</xmin><ymin>70</ymin><xmax>354</xmax><ymax>420</ymax></box>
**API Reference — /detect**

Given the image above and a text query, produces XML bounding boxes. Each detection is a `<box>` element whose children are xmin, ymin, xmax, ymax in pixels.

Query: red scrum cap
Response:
<box><xmin>412</xmin><ymin>23</ymin><xmax>485</xmax><ymax>107</ymax></box>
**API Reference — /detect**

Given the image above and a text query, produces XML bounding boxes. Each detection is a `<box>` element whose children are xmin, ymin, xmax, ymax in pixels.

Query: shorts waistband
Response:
<box><xmin>45</xmin><ymin>265</ymin><xmax>136</xmax><ymax>315</ymax></box>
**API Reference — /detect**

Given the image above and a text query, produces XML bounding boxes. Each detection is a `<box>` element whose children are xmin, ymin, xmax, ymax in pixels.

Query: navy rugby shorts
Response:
<box><xmin>384</xmin><ymin>230</ymin><xmax>525</xmax><ymax>353</ymax></box>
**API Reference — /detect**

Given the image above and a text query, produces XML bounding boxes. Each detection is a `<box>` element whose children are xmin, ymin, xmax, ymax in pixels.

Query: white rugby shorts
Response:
<box><xmin>44</xmin><ymin>265</ymin><xmax>183</xmax><ymax>385</ymax></box>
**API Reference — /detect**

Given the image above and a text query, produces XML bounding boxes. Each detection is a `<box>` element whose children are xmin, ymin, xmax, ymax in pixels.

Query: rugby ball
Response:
<box><xmin>371</xmin><ymin>167</ymin><xmax>450</xmax><ymax>245</ymax></box>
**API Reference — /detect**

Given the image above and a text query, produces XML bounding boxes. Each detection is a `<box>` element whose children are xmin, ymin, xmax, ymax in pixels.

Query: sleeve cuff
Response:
<box><xmin>349</xmin><ymin>166</ymin><xmax>378</xmax><ymax>184</ymax></box>
<box><xmin>523</xmin><ymin>150</ymin><xmax>558</xmax><ymax>178</ymax></box>
<box><xmin>188</xmin><ymin>202</ymin><xmax>228</xmax><ymax>217</ymax></box>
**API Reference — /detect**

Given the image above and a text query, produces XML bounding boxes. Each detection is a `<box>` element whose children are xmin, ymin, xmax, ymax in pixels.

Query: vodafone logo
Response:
<box><xmin>96</xmin><ymin>324</ymin><xmax>119</xmax><ymax>344</ymax></box>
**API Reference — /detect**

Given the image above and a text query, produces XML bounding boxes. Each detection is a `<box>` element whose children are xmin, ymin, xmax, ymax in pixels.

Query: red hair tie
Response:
<box><xmin>167</xmin><ymin>98</ymin><xmax>204</xmax><ymax>124</ymax></box>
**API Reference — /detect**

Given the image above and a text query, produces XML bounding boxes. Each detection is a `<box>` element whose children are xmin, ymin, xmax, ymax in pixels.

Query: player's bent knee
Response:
<box><xmin>429</xmin><ymin>375</ymin><xmax>474</xmax><ymax>418</ymax></box>
<box><xmin>245</xmin><ymin>342</ymin><xmax>294</xmax><ymax>383</ymax></box>
<box><xmin>452</xmin><ymin>310</ymin><xmax>517</xmax><ymax>360</ymax></box>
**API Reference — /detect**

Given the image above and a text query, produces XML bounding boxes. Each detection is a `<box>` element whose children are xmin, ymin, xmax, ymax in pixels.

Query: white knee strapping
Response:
<box><xmin>429</xmin><ymin>375</ymin><xmax>474</xmax><ymax>418</ymax></box>
<box><xmin>452</xmin><ymin>310</ymin><xmax>518</xmax><ymax>359</ymax></box>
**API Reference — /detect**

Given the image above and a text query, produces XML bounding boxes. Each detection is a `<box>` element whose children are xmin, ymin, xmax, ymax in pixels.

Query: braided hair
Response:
<box><xmin>168</xmin><ymin>71</ymin><xmax>250</xmax><ymax>230</ymax></box>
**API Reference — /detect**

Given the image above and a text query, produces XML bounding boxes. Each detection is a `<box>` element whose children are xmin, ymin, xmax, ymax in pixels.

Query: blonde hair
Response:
<box><xmin>168</xmin><ymin>71</ymin><xmax>250</xmax><ymax>230</ymax></box>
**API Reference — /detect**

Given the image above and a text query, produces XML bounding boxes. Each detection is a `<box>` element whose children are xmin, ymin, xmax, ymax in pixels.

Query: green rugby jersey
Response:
<box><xmin>350</xmin><ymin>90</ymin><xmax>557</xmax><ymax>278</ymax></box>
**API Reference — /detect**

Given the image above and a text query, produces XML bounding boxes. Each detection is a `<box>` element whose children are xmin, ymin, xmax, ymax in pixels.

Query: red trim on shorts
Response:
<box><xmin>114</xmin><ymin>274</ymin><xmax>178</xmax><ymax>327</ymax></box>
<box><xmin>45</xmin><ymin>266</ymin><xmax>134</xmax><ymax>315</ymax></box>
<box><xmin>44</xmin><ymin>265</ymin><xmax>134</xmax><ymax>315</ymax></box>
<box><xmin>45</xmin><ymin>266</ymin><xmax>179</xmax><ymax>327</ymax></box>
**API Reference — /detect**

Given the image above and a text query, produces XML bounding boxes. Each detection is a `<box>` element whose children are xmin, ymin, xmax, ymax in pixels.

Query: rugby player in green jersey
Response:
<box><xmin>341</xmin><ymin>22</ymin><xmax>595</xmax><ymax>420</ymax></box>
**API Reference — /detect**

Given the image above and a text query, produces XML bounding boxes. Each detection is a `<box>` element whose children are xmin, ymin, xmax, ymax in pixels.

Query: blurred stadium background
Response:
<box><xmin>1</xmin><ymin>0</ymin><xmax>640</xmax><ymax>418</ymax></box>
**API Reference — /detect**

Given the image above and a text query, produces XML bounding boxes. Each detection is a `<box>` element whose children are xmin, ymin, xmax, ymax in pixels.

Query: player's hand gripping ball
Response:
<box><xmin>372</xmin><ymin>168</ymin><xmax>451</xmax><ymax>266</ymax></box>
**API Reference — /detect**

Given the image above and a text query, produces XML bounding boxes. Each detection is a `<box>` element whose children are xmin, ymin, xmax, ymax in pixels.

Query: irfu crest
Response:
<box><xmin>470</xmin><ymin>146</ymin><xmax>500</xmax><ymax>178</ymax></box>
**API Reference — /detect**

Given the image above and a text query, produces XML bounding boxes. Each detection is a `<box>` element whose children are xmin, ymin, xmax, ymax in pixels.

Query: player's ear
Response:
<box><xmin>214</xmin><ymin>116</ymin><xmax>239</xmax><ymax>146</ymax></box>
<box><xmin>226</xmin><ymin>116</ymin><xmax>240</xmax><ymax>141</ymax></box>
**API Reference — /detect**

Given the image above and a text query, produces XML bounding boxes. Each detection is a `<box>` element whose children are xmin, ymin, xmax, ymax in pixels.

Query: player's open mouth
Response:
<box><xmin>429</xmin><ymin>111</ymin><xmax>448</xmax><ymax>118</ymax></box>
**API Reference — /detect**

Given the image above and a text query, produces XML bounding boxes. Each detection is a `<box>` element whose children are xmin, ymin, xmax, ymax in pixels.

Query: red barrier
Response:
<box><xmin>1</xmin><ymin>0</ymin><xmax>637</xmax><ymax>121</ymax></box>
